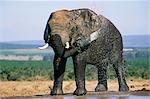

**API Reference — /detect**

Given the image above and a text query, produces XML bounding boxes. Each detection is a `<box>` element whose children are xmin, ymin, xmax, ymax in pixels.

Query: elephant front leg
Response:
<box><xmin>51</xmin><ymin>55</ymin><xmax>67</xmax><ymax>95</ymax></box>
<box><xmin>72</xmin><ymin>55</ymin><xmax>87</xmax><ymax>96</ymax></box>
<box><xmin>95</xmin><ymin>63</ymin><xmax>108</xmax><ymax>92</ymax></box>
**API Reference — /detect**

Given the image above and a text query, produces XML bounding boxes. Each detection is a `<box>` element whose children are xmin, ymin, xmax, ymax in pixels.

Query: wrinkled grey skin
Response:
<box><xmin>43</xmin><ymin>9</ymin><xmax>129</xmax><ymax>96</ymax></box>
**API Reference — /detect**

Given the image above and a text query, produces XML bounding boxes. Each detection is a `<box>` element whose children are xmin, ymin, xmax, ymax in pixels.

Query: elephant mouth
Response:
<box><xmin>38</xmin><ymin>43</ymin><xmax>49</xmax><ymax>50</ymax></box>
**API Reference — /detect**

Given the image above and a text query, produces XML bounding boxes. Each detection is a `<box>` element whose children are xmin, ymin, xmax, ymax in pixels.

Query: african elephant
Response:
<box><xmin>39</xmin><ymin>8</ymin><xmax>129</xmax><ymax>95</ymax></box>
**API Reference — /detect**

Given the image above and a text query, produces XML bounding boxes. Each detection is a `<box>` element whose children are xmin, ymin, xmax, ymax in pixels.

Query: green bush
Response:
<box><xmin>0</xmin><ymin>59</ymin><xmax>149</xmax><ymax>81</ymax></box>
<box><xmin>125</xmin><ymin>59</ymin><xmax>150</xmax><ymax>79</ymax></box>
<box><xmin>0</xmin><ymin>60</ymin><xmax>52</xmax><ymax>81</ymax></box>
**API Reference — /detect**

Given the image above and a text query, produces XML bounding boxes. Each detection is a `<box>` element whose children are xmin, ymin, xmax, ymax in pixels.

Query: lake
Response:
<box><xmin>2</xmin><ymin>91</ymin><xmax>150</xmax><ymax>99</ymax></box>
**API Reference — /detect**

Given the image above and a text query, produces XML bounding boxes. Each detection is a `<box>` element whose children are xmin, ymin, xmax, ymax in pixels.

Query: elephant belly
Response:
<box><xmin>86</xmin><ymin>32</ymin><xmax>122</xmax><ymax>65</ymax></box>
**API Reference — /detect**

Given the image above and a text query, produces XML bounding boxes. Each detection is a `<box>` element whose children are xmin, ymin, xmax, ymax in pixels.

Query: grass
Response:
<box><xmin>0</xmin><ymin>59</ymin><xmax>149</xmax><ymax>81</ymax></box>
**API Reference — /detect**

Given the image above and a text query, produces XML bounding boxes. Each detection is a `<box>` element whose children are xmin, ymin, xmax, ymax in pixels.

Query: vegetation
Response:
<box><xmin>125</xmin><ymin>59</ymin><xmax>150</xmax><ymax>79</ymax></box>
<box><xmin>0</xmin><ymin>48</ymin><xmax>149</xmax><ymax>81</ymax></box>
<box><xmin>0</xmin><ymin>60</ymin><xmax>52</xmax><ymax>81</ymax></box>
<box><xmin>0</xmin><ymin>59</ymin><xmax>149</xmax><ymax>81</ymax></box>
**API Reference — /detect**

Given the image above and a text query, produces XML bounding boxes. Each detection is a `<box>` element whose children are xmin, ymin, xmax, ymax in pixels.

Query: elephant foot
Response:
<box><xmin>95</xmin><ymin>84</ymin><xmax>107</xmax><ymax>92</ymax></box>
<box><xmin>50</xmin><ymin>88</ymin><xmax>63</xmax><ymax>95</ymax></box>
<box><xmin>119</xmin><ymin>84</ymin><xmax>129</xmax><ymax>92</ymax></box>
<box><xmin>73</xmin><ymin>88</ymin><xmax>87</xmax><ymax>96</ymax></box>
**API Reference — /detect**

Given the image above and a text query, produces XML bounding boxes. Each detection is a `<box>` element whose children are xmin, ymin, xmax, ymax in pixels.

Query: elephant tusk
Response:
<box><xmin>65</xmin><ymin>42</ymin><xmax>70</xmax><ymax>49</ymax></box>
<box><xmin>38</xmin><ymin>43</ymin><xmax>49</xmax><ymax>50</ymax></box>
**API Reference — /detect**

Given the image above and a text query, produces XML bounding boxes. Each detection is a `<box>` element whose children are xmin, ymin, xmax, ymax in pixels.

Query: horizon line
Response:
<box><xmin>0</xmin><ymin>34</ymin><xmax>149</xmax><ymax>43</ymax></box>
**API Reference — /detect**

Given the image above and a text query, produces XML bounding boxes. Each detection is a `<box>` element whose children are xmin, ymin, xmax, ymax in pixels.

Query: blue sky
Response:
<box><xmin>0</xmin><ymin>0</ymin><xmax>149</xmax><ymax>42</ymax></box>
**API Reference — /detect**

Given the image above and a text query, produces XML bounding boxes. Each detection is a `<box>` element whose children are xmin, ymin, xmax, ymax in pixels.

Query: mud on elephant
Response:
<box><xmin>39</xmin><ymin>8</ymin><xmax>129</xmax><ymax>96</ymax></box>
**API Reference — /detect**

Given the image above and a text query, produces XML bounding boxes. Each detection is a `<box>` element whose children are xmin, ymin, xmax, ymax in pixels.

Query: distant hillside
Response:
<box><xmin>4</xmin><ymin>40</ymin><xmax>44</xmax><ymax>45</ymax></box>
<box><xmin>123</xmin><ymin>35</ymin><xmax>150</xmax><ymax>48</ymax></box>
<box><xmin>0</xmin><ymin>43</ymin><xmax>41</xmax><ymax>49</ymax></box>
<box><xmin>0</xmin><ymin>35</ymin><xmax>149</xmax><ymax>49</ymax></box>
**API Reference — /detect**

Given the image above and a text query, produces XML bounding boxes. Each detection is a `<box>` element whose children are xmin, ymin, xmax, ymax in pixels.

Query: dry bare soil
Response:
<box><xmin>0</xmin><ymin>80</ymin><xmax>150</xmax><ymax>97</ymax></box>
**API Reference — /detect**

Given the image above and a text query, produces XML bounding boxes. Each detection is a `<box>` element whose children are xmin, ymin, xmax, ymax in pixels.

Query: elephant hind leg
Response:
<box><xmin>113</xmin><ymin>56</ymin><xmax>129</xmax><ymax>92</ymax></box>
<box><xmin>95</xmin><ymin>63</ymin><xmax>108</xmax><ymax>92</ymax></box>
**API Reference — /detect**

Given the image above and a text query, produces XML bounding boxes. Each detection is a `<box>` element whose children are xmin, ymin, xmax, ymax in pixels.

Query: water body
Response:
<box><xmin>2</xmin><ymin>91</ymin><xmax>150</xmax><ymax>99</ymax></box>
<box><xmin>2</xmin><ymin>95</ymin><xmax>149</xmax><ymax>99</ymax></box>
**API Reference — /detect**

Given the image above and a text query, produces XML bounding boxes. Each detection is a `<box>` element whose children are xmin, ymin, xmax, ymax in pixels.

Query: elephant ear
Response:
<box><xmin>44</xmin><ymin>23</ymin><xmax>51</xmax><ymax>43</ymax></box>
<box><xmin>74</xmin><ymin>9</ymin><xmax>100</xmax><ymax>37</ymax></box>
<box><xmin>83</xmin><ymin>10</ymin><xmax>100</xmax><ymax>31</ymax></box>
<box><xmin>80</xmin><ymin>10</ymin><xmax>92</xmax><ymax>23</ymax></box>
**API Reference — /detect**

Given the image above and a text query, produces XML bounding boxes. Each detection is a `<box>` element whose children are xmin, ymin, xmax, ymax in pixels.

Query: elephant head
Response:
<box><xmin>39</xmin><ymin>9</ymin><xmax>100</xmax><ymax>57</ymax></box>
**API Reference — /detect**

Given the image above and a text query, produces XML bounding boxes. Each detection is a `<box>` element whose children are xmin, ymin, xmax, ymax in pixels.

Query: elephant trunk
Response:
<box><xmin>51</xmin><ymin>34</ymin><xmax>65</xmax><ymax>57</ymax></box>
<box><xmin>63</xmin><ymin>48</ymin><xmax>78</xmax><ymax>58</ymax></box>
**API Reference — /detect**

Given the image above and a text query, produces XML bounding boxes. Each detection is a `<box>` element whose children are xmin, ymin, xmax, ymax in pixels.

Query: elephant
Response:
<box><xmin>39</xmin><ymin>8</ymin><xmax>129</xmax><ymax>95</ymax></box>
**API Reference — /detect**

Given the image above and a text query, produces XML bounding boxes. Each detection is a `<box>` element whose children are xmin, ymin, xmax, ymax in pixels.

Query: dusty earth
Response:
<box><xmin>0</xmin><ymin>80</ymin><xmax>150</xmax><ymax>97</ymax></box>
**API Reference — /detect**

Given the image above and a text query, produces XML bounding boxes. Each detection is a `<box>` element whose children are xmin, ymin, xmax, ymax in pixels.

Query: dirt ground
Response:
<box><xmin>0</xmin><ymin>79</ymin><xmax>150</xmax><ymax>97</ymax></box>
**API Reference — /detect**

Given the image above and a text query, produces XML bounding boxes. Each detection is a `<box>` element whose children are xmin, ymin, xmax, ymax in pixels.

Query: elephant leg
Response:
<box><xmin>113</xmin><ymin>57</ymin><xmax>129</xmax><ymax>92</ymax></box>
<box><xmin>51</xmin><ymin>55</ymin><xmax>67</xmax><ymax>95</ymax></box>
<box><xmin>72</xmin><ymin>55</ymin><xmax>87</xmax><ymax>96</ymax></box>
<box><xmin>95</xmin><ymin>63</ymin><xmax>108</xmax><ymax>92</ymax></box>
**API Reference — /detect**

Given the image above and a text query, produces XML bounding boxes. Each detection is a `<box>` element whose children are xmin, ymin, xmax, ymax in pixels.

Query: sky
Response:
<box><xmin>0</xmin><ymin>0</ymin><xmax>149</xmax><ymax>42</ymax></box>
